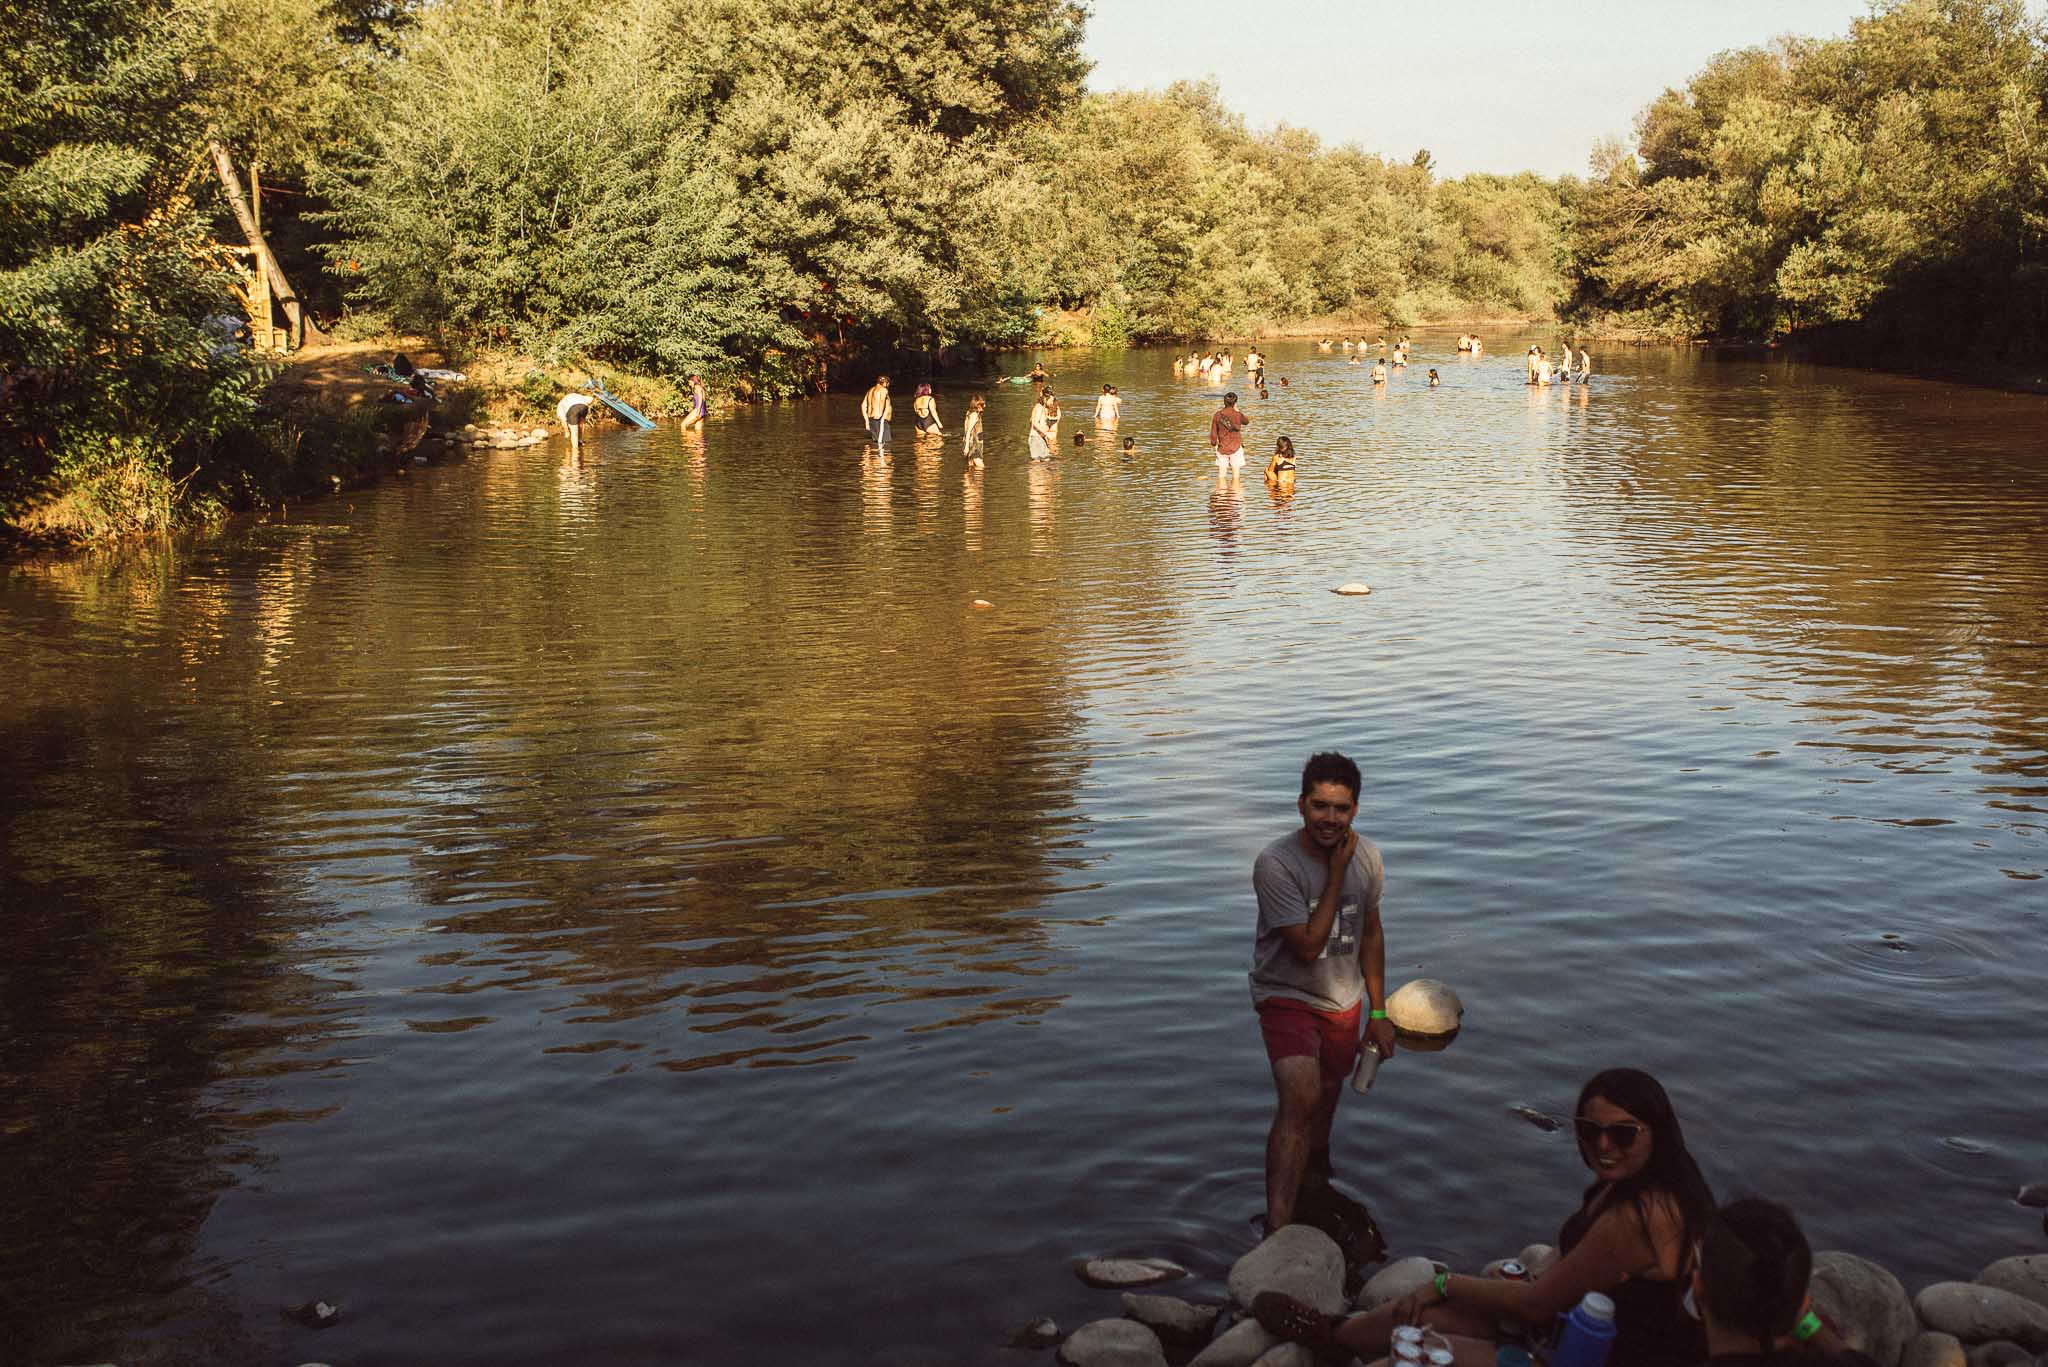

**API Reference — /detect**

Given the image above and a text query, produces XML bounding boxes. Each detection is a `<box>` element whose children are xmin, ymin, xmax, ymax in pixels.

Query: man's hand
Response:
<box><xmin>1325</xmin><ymin>829</ymin><xmax>1358</xmax><ymax>872</ymax></box>
<box><xmin>1364</xmin><ymin>1014</ymin><xmax>1396</xmax><ymax>1060</ymax></box>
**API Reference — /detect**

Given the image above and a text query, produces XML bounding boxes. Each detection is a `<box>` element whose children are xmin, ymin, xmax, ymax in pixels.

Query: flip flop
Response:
<box><xmin>1251</xmin><ymin>1291</ymin><xmax>1344</xmax><ymax>1352</ymax></box>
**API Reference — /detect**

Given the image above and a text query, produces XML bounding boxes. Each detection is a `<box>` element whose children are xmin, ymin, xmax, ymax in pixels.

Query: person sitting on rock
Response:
<box><xmin>1255</xmin><ymin>1067</ymin><xmax>1715</xmax><ymax>1367</ymax></box>
<box><xmin>1685</xmin><ymin>1196</ymin><xmax>1875</xmax><ymax>1367</ymax></box>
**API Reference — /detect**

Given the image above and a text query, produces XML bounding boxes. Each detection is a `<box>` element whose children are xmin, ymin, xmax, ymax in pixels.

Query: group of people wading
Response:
<box><xmin>1244</xmin><ymin>751</ymin><xmax>1875</xmax><ymax>1367</ymax></box>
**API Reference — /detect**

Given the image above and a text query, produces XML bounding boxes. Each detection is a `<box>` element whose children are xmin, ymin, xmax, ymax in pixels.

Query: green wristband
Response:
<box><xmin>1793</xmin><ymin>1312</ymin><xmax>1822</xmax><ymax>1344</ymax></box>
<box><xmin>1370</xmin><ymin>1009</ymin><xmax>1388</xmax><ymax>1020</ymax></box>
<box><xmin>1434</xmin><ymin>1272</ymin><xmax>1450</xmax><ymax>1300</ymax></box>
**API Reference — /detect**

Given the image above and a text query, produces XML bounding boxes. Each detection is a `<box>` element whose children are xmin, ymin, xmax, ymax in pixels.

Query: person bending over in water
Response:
<box><xmin>912</xmin><ymin>383</ymin><xmax>943</xmax><ymax>434</ymax></box>
<box><xmin>962</xmin><ymin>395</ymin><xmax>985</xmax><ymax>467</ymax></box>
<box><xmin>1689</xmin><ymin>1197</ymin><xmax>1874</xmax><ymax>1367</ymax></box>
<box><xmin>1427</xmin><ymin>369</ymin><xmax>1440</xmax><ymax>387</ymax></box>
<box><xmin>1256</xmin><ymin>1066</ymin><xmax>1715</xmax><ymax>1367</ymax></box>
<box><xmin>1264</xmin><ymin>435</ymin><xmax>1297</xmax><ymax>488</ymax></box>
<box><xmin>1094</xmin><ymin>384</ymin><xmax>1122</xmax><ymax>427</ymax></box>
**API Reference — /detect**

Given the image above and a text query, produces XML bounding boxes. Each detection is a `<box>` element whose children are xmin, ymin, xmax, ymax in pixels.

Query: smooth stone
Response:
<box><xmin>1519</xmin><ymin>1244</ymin><xmax>1560</xmax><ymax>1278</ymax></box>
<box><xmin>1385</xmin><ymin>978</ymin><xmax>1463</xmax><ymax>1036</ymax></box>
<box><xmin>1903</xmin><ymin>1331</ymin><xmax>1968</xmax><ymax>1367</ymax></box>
<box><xmin>1812</xmin><ymin>1251</ymin><xmax>1918</xmax><ymax>1367</ymax></box>
<box><xmin>1979</xmin><ymin>1257</ymin><xmax>2048</xmax><ymax>1314</ymax></box>
<box><xmin>1189</xmin><ymin>1318</ymin><xmax>1283</xmax><ymax>1367</ymax></box>
<box><xmin>1229</xmin><ymin>1225</ymin><xmax>1345</xmax><ymax>1314</ymax></box>
<box><xmin>2017</xmin><ymin>1185</ymin><xmax>2048</xmax><ymax>1209</ymax></box>
<box><xmin>1333</xmin><ymin>583</ymin><xmax>1372</xmax><ymax>596</ymax></box>
<box><xmin>1252</xmin><ymin>1346</ymin><xmax>1317</xmax><ymax>1367</ymax></box>
<box><xmin>1077</xmin><ymin>1257</ymin><xmax>1189</xmax><ymax>1290</ymax></box>
<box><xmin>972</xmin><ymin>599</ymin><xmax>994</xmax><ymax>609</ymax></box>
<box><xmin>1056</xmin><ymin>1318</ymin><xmax>1168</xmax><ymax>1367</ymax></box>
<box><xmin>1357</xmin><ymin>1255</ymin><xmax>1445</xmax><ymax>1311</ymax></box>
<box><xmin>1914</xmin><ymin>1283</ymin><xmax>2048</xmax><ymax>1350</ymax></box>
<box><xmin>1122</xmin><ymin>1293</ymin><xmax>1218</xmax><ymax>1345</ymax></box>
<box><xmin>1010</xmin><ymin>1318</ymin><xmax>1062</xmax><ymax>1349</ymax></box>
<box><xmin>1967</xmin><ymin>1342</ymin><xmax>2032</xmax><ymax>1367</ymax></box>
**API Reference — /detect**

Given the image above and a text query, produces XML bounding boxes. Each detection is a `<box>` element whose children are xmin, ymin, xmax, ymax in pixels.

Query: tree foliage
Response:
<box><xmin>1573</xmin><ymin>0</ymin><xmax>2048</xmax><ymax>354</ymax></box>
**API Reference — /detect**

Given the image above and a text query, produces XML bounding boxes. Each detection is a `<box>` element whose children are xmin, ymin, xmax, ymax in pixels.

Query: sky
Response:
<box><xmin>1079</xmin><ymin>0</ymin><xmax>1882</xmax><ymax>179</ymax></box>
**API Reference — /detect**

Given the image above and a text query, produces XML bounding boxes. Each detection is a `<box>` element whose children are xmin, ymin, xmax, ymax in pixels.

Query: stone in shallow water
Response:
<box><xmin>1055</xmin><ymin>1317</ymin><xmax>1167</xmax><ymax>1367</ymax></box>
<box><xmin>284</xmin><ymin>1300</ymin><xmax>341</xmax><ymax>1329</ymax></box>
<box><xmin>1386</xmin><ymin>979</ymin><xmax>1463</xmax><ymax>1036</ymax></box>
<box><xmin>1121</xmin><ymin>1293</ymin><xmax>1218</xmax><ymax>1345</ymax></box>
<box><xmin>1980</xmin><ymin>1257</ymin><xmax>2048</xmax><ymax>1314</ymax></box>
<box><xmin>1914</xmin><ymin>1283</ymin><xmax>2048</xmax><ymax>1350</ymax></box>
<box><xmin>1076</xmin><ymin>1256</ymin><xmax>1188</xmax><ymax>1290</ymax></box>
<box><xmin>1228</xmin><ymin>1225</ymin><xmax>1344</xmax><ymax>1314</ymax></box>
<box><xmin>1009</xmin><ymin>1318</ymin><xmax>1061</xmax><ymax>1349</ymax></box>
<box><xmin>1811</xmin><ymin>1251</ymin><xmax>1916</xmax><ymax>1367</ymax></box>
<box><xmin>2016</xmin><ymin>1184</ymin><xmax>2048</xmax><ymax>1209</ymax></box>
<box><xmin>1332</xmin><ymin>583</ymin><xmax>1372</xmax><ymax>596</ymax></box>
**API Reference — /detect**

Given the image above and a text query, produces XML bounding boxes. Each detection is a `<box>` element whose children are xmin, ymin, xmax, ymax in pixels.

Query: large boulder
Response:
<box><xmin>1903</xmin><ymin>1331</ymin><xmax>1967</xmax><ymax>1367</ymax></box>
<box><xmin>1357</xmin><ymin>1255</ymin><xmax>1445</xmax><ymax>1311</ymax></box>
<box><xmin>1811</xmin><ymin>1251</ymin><xmax>1918</xmax><ymax>1367</ymax></box>
<box><xmin>1187</xmin><ymin>1318</ymin><xmax>1281</xmax><ymax>1367</ymax></box>
<box><xmin>1979</xmin><ymin>1257</ymin><xmax>2048</xmax><ymax>1314</ymax></box>
<box><xmin>1385</xmin><ymin>980</ymin><xmax>1463</xmax><ymax>1036</ymax></box>
<box><xmin>1913</xmin><ymin>1283</ymin><xmax>2048</xmax><ymax>1350</ymax></box>
<box><xmin>1230</xmin><ymin>1226</ymin><xmax>1345</xmax><ymax>1314</ymax></box>
<box><xmin>1122</xmin><ymin>1294</ymin><xmax>1218</xmax><ymax>1347</ymax></box>
<box><xmin>1056</xmin><ymin>1318</ymin><xmax>1168</xmax><ymax>1367</ymax></box>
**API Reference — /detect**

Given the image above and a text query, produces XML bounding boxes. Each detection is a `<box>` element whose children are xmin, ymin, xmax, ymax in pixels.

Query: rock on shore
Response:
<box><xmin>1913</xmin><ymin>1283</ymin><xmax>2048</xmax><ymax>1351</ymax></box>
<box><xmin>1978</xmin><ymin>1256</ymin><xmax>2048</xmax><ymax>1313</ymax></box>
<box><xmin>1812</xmin><ymin>1251</ymin><xmax>1919</xmax><ymax>1367</ymax></box>
<box><xmin>1187</xmin><ymin>1318</ymin><xmax>1282</xmax><ymax>1367</ymax></box>
<box><xmin>1358</xmin><ymin>1255</ymin><xmax>1446</xmax><ymax>1311</ymax></box>
<box><xmin>1077</xmin><ymin>1257</ymin><xmax>1188</xmax><ymax>1290</ymax></box>
<box><xmin>1057</xmin><ymin>1318</ymin><xmax>1168</xmax><ymax>1367</ymax></box>
<box><xmin>1228</xmin><ymin>1225</ymin><xmax>1344</xmax><ymax>1314</ymax></box>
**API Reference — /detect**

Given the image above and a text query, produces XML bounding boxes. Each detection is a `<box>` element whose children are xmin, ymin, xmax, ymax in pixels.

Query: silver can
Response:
<box><xmin>1351</xmin><ymin>1044</ymin><xmax>1383</xmax><ymax>1093</ymax></box>
<box><xmin>1499</xmin><ymin>1259</ymin><xmax>1529</xmax><ymax>1281</ymax></box>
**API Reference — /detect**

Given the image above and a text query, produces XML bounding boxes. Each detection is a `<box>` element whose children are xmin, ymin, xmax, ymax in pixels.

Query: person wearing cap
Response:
<box><xmin>1209</xmin><ymin>391</ymin><xmax>1250</xmax><ymax>470</ymax></box>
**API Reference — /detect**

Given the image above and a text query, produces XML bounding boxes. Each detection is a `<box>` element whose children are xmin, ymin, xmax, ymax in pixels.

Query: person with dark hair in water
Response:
<box><xmin>1257</xmin><ymin>1066</ymin><xmax>1714</xmax><ymax>1367</ymax></box>
<box><xmin>1692</xmin><ymin>1198</ymin><xmax>1875</xmax><ymax>1367</ymax></box>
<box><xmin>1249</xmin><ymin>752</ymin><xmax>1392</xmax><ymax>1246</ymax></box>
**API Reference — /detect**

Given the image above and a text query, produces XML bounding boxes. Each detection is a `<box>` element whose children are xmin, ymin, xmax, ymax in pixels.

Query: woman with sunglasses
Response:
<box><xmin>1255</xmin><ymin>1067</ymin><xmax>1715</xmax><ymax>1367</ymax></box>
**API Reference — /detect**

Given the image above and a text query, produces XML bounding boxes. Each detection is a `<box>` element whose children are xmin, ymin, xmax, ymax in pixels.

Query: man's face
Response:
<box><xmin>1297</xmin><ymin>781</ymin><xmax>1357</xmax><ymax>848</ymax></box>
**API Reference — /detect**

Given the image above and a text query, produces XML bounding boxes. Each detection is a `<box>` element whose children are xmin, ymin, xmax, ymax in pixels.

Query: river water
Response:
<box><xmin>3</xmin><ymin>336</ymin><xmax>2045</xmax><ymax>1366</ymax></box>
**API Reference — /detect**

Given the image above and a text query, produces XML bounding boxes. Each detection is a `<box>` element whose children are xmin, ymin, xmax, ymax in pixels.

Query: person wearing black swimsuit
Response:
<box><xmin>1255</xmin><ymin>1068</ymin><xmax>1714</xmax><ymax>1367</ymax></box>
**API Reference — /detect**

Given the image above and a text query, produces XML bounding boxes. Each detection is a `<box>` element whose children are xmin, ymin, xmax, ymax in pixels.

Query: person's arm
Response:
<box><xmin>1272</xmin><ymin>832</ymin><xmax>1355</xmax><ymax>962</ymax></box>
<box><xmin>1391</xmin><ymin>1202</ymin><xmax>1657</xmax><ymax>1327</ymax></box>
<box><xmin>1358</xmin><ymin>849</ymin><xmax>1393</xmax><ymax>1057</ymax></box>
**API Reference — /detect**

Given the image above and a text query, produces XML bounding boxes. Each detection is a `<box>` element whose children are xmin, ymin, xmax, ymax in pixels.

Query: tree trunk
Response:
<box><xmin>209</xmin><ymin>140</ymin><xmax>308</xmax><ymax>348</ymax></box>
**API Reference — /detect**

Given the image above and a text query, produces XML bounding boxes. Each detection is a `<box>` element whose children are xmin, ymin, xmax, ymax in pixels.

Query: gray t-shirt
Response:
<box><xmin>1249</xmin><ymin>831</ymin><xmax>1384</xmax><ymax>1014</ymax></box>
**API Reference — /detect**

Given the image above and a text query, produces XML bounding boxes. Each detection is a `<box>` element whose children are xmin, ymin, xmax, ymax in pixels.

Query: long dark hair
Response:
<box><xmin>1575</xmin><ymin>1067</ymin><xmax>1715</xmax><ymax>1266</ymax></box>
<box><xmin>1701</xmin><ymin>1197</ymin><xmax>1811</xmax><ymax>1348</ymax></box>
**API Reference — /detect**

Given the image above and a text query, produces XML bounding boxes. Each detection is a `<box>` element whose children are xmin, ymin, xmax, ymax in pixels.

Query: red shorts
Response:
<box><xmin>1257</xmin><ymin>998</ymin><xmax>1361</xmax><ymax>1100</ymax></box>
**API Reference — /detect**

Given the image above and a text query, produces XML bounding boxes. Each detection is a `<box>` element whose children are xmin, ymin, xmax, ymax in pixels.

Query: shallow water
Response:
<box><xmin>3</xmin><ymin>336</ymin><xmax>2046</xmax><ymax>1365</ymax></box>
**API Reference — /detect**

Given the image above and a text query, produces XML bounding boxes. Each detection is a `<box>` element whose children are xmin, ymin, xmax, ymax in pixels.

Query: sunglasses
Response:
<box><xmin>1575</xmin><ymin>1117</ymin><xmax>1648</xmax><ymax>1149</ymax></box>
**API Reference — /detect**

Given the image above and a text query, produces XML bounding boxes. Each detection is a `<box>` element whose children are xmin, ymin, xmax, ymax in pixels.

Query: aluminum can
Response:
<box><xmin>1350</xmin><ymin>1044</ymin><xmax>1382</xmax><ymax>1093</ymax></box>
<box><xmin>1499</xmin><ymin>1260</ymin><xmax>1529</xmax><ymax>1282</ymax></box>
<box><xmin>1395</xmin><ymin>1341</ymin><xmax>1426</xmax><ymax>1367</ymax></box>
<box><xmin>1393</xmin><ymin>1327</ymin><xmax>1426</xmax><ymax>1348</ymax></box>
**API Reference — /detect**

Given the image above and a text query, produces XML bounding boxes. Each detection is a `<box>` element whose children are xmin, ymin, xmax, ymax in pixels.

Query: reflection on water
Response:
<box><xmin>3</xmin><ymin>339</ymin><xmax>2046</xmax><ymax>1365</ymax></box>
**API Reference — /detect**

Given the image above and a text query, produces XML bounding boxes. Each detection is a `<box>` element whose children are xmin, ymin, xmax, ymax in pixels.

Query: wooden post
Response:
<box><xmin>209</xmin><ymin>140</ymin><xmax>304</xmax><ymax>348</ymax></box>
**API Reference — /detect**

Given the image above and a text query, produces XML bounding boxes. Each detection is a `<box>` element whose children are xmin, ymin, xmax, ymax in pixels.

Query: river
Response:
<box><xmin>2</xmin><ymin>335</ymin><xmax>2044</xmax><ymax>1366</ymax></box>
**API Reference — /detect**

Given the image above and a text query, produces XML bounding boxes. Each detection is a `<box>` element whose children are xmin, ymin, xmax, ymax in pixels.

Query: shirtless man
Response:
<box><xmin>860</xmin><ymin>375</ymin><xmax>892</xmax><ymax>449</ymax></box>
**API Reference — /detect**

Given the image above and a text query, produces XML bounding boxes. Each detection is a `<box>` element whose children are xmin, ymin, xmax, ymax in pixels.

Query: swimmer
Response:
<box><xmin>1172</xmin><ymin>356</ymin><xmax>1185</xmax><ymax>377</ymax></box>
<box><xmin>1427</xmin><ymin>369</ymin><xmax>1439</xmax><ymax>387</ymax></box>
<box><xmin>963</xmin><ymin>395</ymin><xmax>986</xmax><ymax>466</ymax></box>
<box><xmin>1578</xmin><ymin>348</ymin><xmax>1591</xmax><ymax>381</ymax></box>
<box><xmin>1257</xmin><ymin>385</ymin><xmax>1269</xmax><ymax>400</ymax></box>
<box><xmin>1371</xmin><ymin>359</ymin><xmax>1387</xmax><ymax>384</ymax></box>
<box><xmin>1264</xmin><ymin>434</ymin><xmax>1297</xmax><ymax>486</ymax></box>
<box><xmin>1074</xmin><ymin>432</ymin><xmax>1087</xmax><ymax>447</ymax></box>
<box><xmin>1277</xmin><ymin>376</ymin><xmax>1289</xmax><ymax>386</ymax></box>
<box><xmin>1094</xmin><ymin>384</ymin><xmax>1122</xmax><ymax>427</ymax></box>
<box><xmin>912</xmin><ymin>383</ymin><xmax>943</xmax><ymax>434</ymax></box>
<box><xmin>1342</xmin><ymin>338</ymin><xmax>1354</xmax><ymax>351</ymax></box>
<box><xmin>1121</xmin><ymin>436</ymin><xmax>1135</xmax><ymax>456</ymax></box>
<box><xmin>1318</xmin><ymin>339</ymin><xmax>1333</xmax><ymax>352</ymax></box>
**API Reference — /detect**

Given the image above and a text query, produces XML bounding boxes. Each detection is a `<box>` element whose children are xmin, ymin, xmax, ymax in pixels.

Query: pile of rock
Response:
<box><xmin>1036</xmin><ymin>1234</ymin><xmax>2048</xmax><ymax>1367</ymax></box>
<box><xmin>448</xmin><ymin>424</ymin><xmax>551</xmax><ymax>449</ymax></box>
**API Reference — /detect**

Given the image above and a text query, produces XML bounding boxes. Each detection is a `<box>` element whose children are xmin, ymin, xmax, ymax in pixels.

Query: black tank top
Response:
<box><xmin>1557</xmin><ymin>1198</ymin><xmax>1705</xmax><ymax>1367</ymax></box>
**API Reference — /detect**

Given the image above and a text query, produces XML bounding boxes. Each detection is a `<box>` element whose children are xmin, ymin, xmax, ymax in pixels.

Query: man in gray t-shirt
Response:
<box><xmin>1250</xmin><ymin>751</ymin><xmax>1392</xmax><ymax>1233</ymax></box>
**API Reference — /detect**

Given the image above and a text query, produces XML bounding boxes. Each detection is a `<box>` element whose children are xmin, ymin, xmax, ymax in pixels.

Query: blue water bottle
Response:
<box><xmin>1548</xmin><ymin>1292</ymin><xmax>1617</xmax><ymax>1367</ymax></box>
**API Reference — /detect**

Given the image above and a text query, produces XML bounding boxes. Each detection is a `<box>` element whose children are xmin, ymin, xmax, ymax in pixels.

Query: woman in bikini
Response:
<box><xmin>1255</xmin><ymin>1067</ymin><xmax>1714</xmax><ymax>1367</ymax></box>
<box><xmin>1263</xmin><ymin>435</ymin><xmax>1297</xmax><ymax>489</ymax></box>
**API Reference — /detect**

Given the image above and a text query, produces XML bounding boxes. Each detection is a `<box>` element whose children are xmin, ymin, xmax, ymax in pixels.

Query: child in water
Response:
<box><xmin>1121</xmin><ymin>437</ymin><xmax>1136</xmax><ymax>456</ymax></box>
<box><xmin>1427</xmin><ymin>369</ymin><xmax>1440</xmax><ymax>387</ymax></box>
